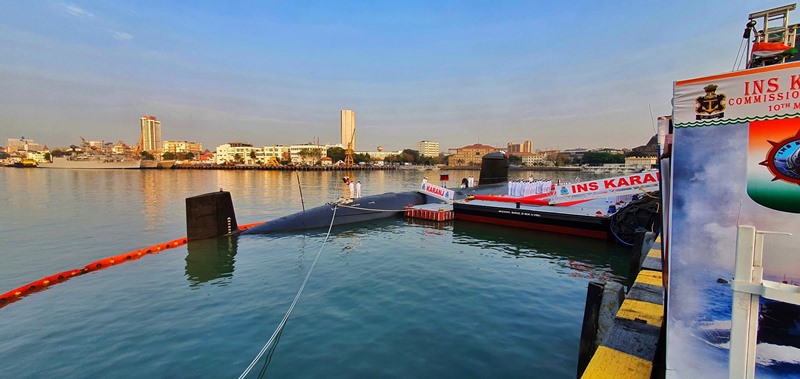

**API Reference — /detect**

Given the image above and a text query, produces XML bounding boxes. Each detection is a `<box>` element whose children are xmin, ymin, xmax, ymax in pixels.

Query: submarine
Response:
<box><xmin>185</xmin><ymin>153</ymin><xmax>510</xmax><ymax>240</ymax></box>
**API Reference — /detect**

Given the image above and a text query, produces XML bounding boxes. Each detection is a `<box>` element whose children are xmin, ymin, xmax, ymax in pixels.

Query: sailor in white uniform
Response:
<box><xmin>349</xmin><ymin>180</ymin><xmax>355</xmax><ymax>200</ymax></box>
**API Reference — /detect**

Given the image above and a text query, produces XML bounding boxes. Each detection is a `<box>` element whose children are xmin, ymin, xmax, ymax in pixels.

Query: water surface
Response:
<box><xmin>0</xmin><ymin>168</ymin><xmax>626</xmax><ymax>378</ymax></box>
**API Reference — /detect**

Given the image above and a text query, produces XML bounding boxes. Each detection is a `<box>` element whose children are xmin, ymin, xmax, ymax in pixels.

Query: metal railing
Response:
<box><xmin>729</xmin><ymin>225</ymin><xmax>798</xmax><ymax>379</ymax></box>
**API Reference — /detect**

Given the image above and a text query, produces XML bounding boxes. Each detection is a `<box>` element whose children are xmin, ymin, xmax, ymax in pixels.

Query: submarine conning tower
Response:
<box><xmin>478</xmin><ymin>152</ymin><xmax>509</xmax><ymax>185</ymax></box>
<box><xmin>186</xmin><ymin>190</ymin><xmax>238</xmax><ymax>241</ymax></box>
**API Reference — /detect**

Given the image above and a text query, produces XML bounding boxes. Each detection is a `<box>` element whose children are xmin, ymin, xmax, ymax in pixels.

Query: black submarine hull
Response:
<box><xmin>186</xmin><ymin>153</ymin><xmax>511</xmax><ymax>240</ymax></box>
<box><xmin>241</xmin><ymin>191</ymin><xmax>427</xmax><ymax>234</ymax></box>
<box><xmin>241</xmin><ymin>183</ymin><xmax>510</xmax><ymax>235</ymax></box>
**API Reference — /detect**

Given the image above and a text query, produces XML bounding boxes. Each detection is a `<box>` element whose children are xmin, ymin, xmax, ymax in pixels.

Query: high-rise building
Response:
<box><xmin>522</xmin><ymin>140</ymin><xmax>532</xmax><ymax>153</ymax></box>
<box><xmin>507</xmin><ymin>140</ymin><xmax>533</xmax><ymax>153</ymax></box>
<box><xmin>140</xmin><ymin>116</ymin><xmax>162</xmax><ymax>154</ymax></box>
<box><xmin>417</xmin><ymin>140</ymin><xmax>440</xmax><ymax>158</ymax></box>
<box><xmin>341</xmin><ymin>110</ymin><xmax>356</xmax><ymax>151</ymax></box>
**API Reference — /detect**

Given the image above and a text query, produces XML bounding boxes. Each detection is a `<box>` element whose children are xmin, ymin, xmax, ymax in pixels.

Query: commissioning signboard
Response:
<box><xmin>670</xmin><ymin>62</ymin><xmax>800</xmax><ymax>378</ymax></box>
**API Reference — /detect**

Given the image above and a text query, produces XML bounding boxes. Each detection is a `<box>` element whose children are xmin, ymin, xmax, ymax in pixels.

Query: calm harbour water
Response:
<box><xmin>0</xmin><ymin>168</ymin><xmax>627</xmax><ymax>378</ymax></box>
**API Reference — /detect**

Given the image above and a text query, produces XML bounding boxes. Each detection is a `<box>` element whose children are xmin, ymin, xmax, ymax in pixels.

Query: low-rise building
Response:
<box><xmin>164</xmin><ymin>140</ymin><xmax>203</xmax><ymax>156</ymax></box>
<box><xmin>215</xmin><ymin>142</ymin><xmax>256</xmax><ymax>165</ymax></box>
<box><xmin>521</xmin><ymin>152</ymin><xmax>554</xmax><ymax>166</ymax></box>
<box><xmin>6</xmin><ymin>138</ymin><xmax>41</xmax><ymax>155</ymax></box>
<box><xmin>214</xmin><ymin>142</ymin><xmax>341</xmax><ymax>165</ymax></box>
<box><xmin>25</xmin><ymin>150</ymin><xmax>48</xmax><ymax>163</ymax></box>
<box><xmin>625</xmin><ymin>156</ymin><xmax>658</xmax><ymax>170</ymax></box>
<box><xmin>448</xmin><ymin>144</ymin><xmax>500</xmax><ymax>166</ymax></box>
<box><xmin>355</xmin><ymin>148</ymin><xmax>403</xmax><ymax>161</ymax></box>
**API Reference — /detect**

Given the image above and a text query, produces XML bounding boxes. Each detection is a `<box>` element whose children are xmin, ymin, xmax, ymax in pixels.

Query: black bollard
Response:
<box><xmin>577</xmin><ymin>281</ymin><xmax>605</xmax><ymax>377</ymax></box>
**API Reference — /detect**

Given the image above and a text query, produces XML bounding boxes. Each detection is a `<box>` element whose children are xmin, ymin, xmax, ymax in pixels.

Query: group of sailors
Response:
<box><xmin>342</xmin><ymin>176</ymin><xmax>362</xmax><ymax>201</ymax></box>
<box><xmin>507</xmin><ymin>177</ymin><xmax>554</xmax><ymax>197</ymax></box>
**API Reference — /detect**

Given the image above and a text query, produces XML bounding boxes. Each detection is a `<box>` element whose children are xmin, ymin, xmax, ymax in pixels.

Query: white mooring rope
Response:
<box><xmin>334</xmin><ymin>202</ymin><xmax>408</xmax><ymax>213</ymax></box>
<box><xmin>238</xmin><ymin>205</ymin><xmax>339</xmax><ymax>379</ymax></box>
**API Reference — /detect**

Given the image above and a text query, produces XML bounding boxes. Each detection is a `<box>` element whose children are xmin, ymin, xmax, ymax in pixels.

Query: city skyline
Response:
<box><xmin>0</xmin><ymin>1</ymin><xmax>788</xmax><ymax>151</ymax></box>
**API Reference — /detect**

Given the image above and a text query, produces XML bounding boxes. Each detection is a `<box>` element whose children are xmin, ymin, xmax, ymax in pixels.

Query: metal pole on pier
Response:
<box><xmin>296</xmin><ymin>172</ymin><xmax>305</xmax><ymax>212</ymax></box>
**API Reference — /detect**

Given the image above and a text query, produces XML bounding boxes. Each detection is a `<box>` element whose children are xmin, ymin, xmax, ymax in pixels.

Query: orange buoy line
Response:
<box><xmin>0</xmin><ymin>222</ymin><xmax>264</xmax><ymax>310</ymax></box>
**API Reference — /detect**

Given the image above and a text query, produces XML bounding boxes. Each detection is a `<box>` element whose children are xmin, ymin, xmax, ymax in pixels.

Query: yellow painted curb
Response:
<box><xmin>617</xmin><ymin>299</ymin><xmax>664</xmax><ymax>327</ymax></box>
<box><xmin>581</xmin><ymin>346</ymin><xmax>653</xmax><ymax>379</ymax></box>
<box><xmin>635</xmin><ymin>270</ymin><xmax>663</xmax><ymax>287</ymax></box>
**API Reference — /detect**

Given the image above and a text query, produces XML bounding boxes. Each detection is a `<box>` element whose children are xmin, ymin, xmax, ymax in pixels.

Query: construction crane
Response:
<box><xmin>265</xmin><ymin>156</ymin><xmax>281</xmax><ymax>167</ymax></box>
<box><xmin>80</xmin><ymin>136</ymin><xmax>99</xmax><ymax>153</ymax></box>
<box><xmin>132</xmin><ymin>134</ymin><xmax>144</xmax><ymax>158</ymax></box>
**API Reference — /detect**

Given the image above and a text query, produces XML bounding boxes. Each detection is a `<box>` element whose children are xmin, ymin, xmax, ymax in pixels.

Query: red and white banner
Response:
<box><xmin>419</xmin><ymin>183</ymin><xmax>455</xmax><ymax>203</ymax></box>
<box><xmin>555</xmin><ymin>172</ymin><xmax>660</xmax><ymax>197</ymax></box>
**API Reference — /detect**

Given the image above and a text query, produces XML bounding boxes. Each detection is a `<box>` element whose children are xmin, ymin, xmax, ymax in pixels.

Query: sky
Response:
<box><xmin>0</xmin><ymin>1</ymin><xmax>793</xmax><ymax>152</ymax></box>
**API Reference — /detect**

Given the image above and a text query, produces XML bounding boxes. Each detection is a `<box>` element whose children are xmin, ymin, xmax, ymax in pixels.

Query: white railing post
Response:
<box><xmin>729</xmin><ymin>225</ymin><xmax>758</xmax><ymax>379</ymax></box>
<box><xmin>729</xmin><ymin>226</ymin><xmax>796</xmax><ymax>379</ymax></box>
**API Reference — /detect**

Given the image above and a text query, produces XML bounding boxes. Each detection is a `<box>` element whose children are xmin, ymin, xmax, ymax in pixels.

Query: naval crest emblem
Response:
<box><xmin>695</xmin><ymin>84</ymin><xmax>726</xmax><ymax>120</ymax></box>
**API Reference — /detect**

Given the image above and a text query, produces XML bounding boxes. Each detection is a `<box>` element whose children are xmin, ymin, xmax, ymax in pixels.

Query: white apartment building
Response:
<box><xmin>215</xmin><ymin>143</ymin><xmax>257</xmax><ymax>165</ymax></box>
<box><xmin>522</xmin><ymin>152</ymin><xmax>552</xmax><ymax>166</ymax></box>
<box><xmin>355</xmin><ymin>149</ymin><xmax>403</xmax><ymax>160</ymax></box>
<box><xmin>164</xmin><ymin>140</ymin><xmax>203</xmax><ymax>156</ymax></box>
<box><xmin>625</xmin><ymin>156</ymin><xmax>658</xmax><ymax>169</ymax></box>
<box><xmin>215</xmin><ymin>143</ymin><xmax>341</xmax><ymax>165</ymax></box>
<box><xmin>417</xmin><ymin>140</ymin><xmax>440</xmax><ymax>158</ymax></box>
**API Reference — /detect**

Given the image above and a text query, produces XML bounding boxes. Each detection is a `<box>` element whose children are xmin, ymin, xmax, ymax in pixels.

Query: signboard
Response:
<box><xmin>419</xmin><ymin>182</ymin><xmax>455</xmax><ymax>203</ymax></box>
<box><xmin>554</xmin><ymin>172</ymin><xmax>660</xmax><ymax>197</ymax></box>
<box><xmin>669</xmin><ymin>62</ymin><xmax>800</xmax><ymax>378</ymax></box>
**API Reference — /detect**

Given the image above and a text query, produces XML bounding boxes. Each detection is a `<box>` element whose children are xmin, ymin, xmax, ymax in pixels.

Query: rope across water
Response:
<box><xmin>333</xmin><ymin>202</ymin><xmax>408</xmax><ymax>213</ymax></box>
<box><xmin>238</xmin><ymin>204</ymin><xmax>339</xmax><ymax>379</ymax></box>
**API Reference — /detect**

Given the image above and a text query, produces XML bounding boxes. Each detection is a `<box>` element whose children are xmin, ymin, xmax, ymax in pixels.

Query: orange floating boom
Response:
<box><xmin>0</xmin><ymin>222</ymin><xmax>264</xmax><ymax>309</ymax></box>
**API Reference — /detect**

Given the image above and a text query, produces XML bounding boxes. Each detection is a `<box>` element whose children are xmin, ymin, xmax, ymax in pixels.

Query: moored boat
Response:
<box><xmin>157</xmin><ymin>160</ymin><xmax>176</xmax><ymax>169</ymax></box>
<box><xmin>6</xmin><ymin>158</ymin><xmax>39</xmax><ymax>168</ymax></box>
<box><xmin>452</xmin><ymin>171</ymin><xmax>661</xmax><ymax>242</ymax></box>
<box><xmin>453</xmin><ymin>198</ymin><xmax>614</xmax><ymax>239</ymax></box>
<box><xmin>139</xmin><ymin>160</ymin><xmax>158</xmax><ymax>169</ymax></box>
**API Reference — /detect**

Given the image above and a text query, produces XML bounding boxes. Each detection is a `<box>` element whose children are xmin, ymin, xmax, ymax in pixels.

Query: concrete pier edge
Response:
<box><xmin>581</xmin><ymin>234</ymin><xmax>664</xmax><ymax>379</ymax></box>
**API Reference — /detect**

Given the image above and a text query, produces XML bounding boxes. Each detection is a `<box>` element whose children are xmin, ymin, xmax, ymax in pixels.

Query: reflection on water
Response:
<box><xmin>141</xmin><ymin>171</ymin><xmax>166</xmax><ymax>231</ymax></box>
<box><xmin>185</xmin><ymin>236</ymin><xmax>238</xmax><ymax>286</ymax></box>
<box><xmin>452</xmin><ymin>220</ymin><xmax>629</xmax><ymax>282</ymax></box>
<box><xmin>404</xmin><ymin>217</ymin><xmax>453</xmax><ymax>230</ymax></box>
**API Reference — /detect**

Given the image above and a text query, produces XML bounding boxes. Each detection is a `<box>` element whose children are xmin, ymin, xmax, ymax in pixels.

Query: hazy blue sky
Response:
<box><xmin>0</xmin><ymin>1</ymin><xmax>789</xmax><ymax>151</ymax></box>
